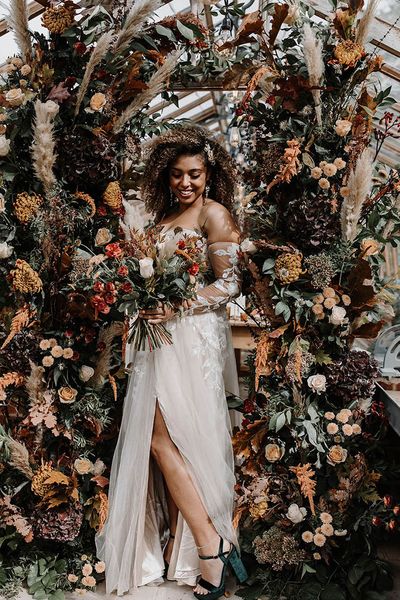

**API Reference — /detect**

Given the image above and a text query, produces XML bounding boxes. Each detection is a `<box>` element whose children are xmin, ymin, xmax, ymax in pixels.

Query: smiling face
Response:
<box><xmin>168</xmin><ymin>154</ymin><xmax>208</xmax><ymax>207</ymax></box>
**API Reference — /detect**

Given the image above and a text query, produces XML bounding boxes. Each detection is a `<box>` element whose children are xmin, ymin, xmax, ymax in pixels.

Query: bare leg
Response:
<box><xmin>163</xmin><ymin>482</ymin><xmax>178</xmax><ymax>564</ymax></box>
<box><xmin>151</xmin><ymin>401</ymin><xmax>231</xmax><ymax>594</ymax></box>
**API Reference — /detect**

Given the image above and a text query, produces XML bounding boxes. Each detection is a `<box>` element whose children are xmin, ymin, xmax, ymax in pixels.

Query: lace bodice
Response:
<box><xmin>159</xmin><ymin>227</ymin><xmax>241</xmax><ymax>317</ymax></box>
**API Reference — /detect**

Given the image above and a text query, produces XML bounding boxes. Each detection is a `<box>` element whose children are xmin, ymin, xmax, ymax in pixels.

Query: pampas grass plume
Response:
<box><xmin>341</xmin><ymin>148</ymin><xmax>374</xmax><ymax>241</ymax></box>
<box><xmin>31</xmin><ymin>100</ymin><xmax>59</xmax><ymax>193</ymax></box>
<box><xmin>303</xmin><ymin>23</ymin><xmax>324</xmax><ymax>126</ymax></box>
<box><xmin>114</xmin><ymin>0</ymin><xmax>163</xmax><ymax>55</ymax></box>
<box><xmin>0</xmin><ymin>0</ymin><xmax>32</xmax><ymax>60</ymax></box>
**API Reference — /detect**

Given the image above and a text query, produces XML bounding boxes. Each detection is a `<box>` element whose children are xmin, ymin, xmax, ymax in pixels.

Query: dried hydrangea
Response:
<box><xmin>253</xmin><ymin>526</ymin><xmax>306</xmax><ymax>571</ymax></box>
<box><xmin>305</xmin><ymin>253</ymin><xmax>336</xmax><ymax>289</ymax></box>
<box><xmin>285</xmin><ymin>350</ymin><xmax>315</xmax><ymax>384</ymax></box>
<box><xmin>324</xmin><ymin>350</ymin><xmax>379</xmax><ymax>403</ymax></box>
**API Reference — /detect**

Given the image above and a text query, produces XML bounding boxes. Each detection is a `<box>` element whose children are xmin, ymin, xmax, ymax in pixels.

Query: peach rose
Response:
<box><xmin>324</xmin><ymin>297</ymin><xmax>336</xmax><ymax>309</ymax></box>
<box><xmin>335</xmin><ymin>119</ymin><xmax>352</xmax><ymax>136</ymax></box>
<box><xmin>67</xmin><ymin>573</ymin><xmax>78</xmax><ymax>583</ymax></box>
<box><xmin>11</xmin><ymin>57</ymin><xmax>23</xmax><ymax>67</ymax></box>
<box><xmin>94</xmin><ymin>561</ymin><xmax>106</xmax><ymax>573</ymax></box>
<box><xmin>321</xmin><ymin>523</ymin><xmax>334</xmax><ymax>537</ymax></box>
<box><xmin>20</xmin><ymin>64</ymin><xmax>32</xmax><ymax>76</ymax></box>
<box><xmin>49</xmin><ymin>338</ymin><xmax>58</xmax><ymax>347</ymax></box>
<box><xmin>90</xmin><ymin>92</ymin><xmax>106</xmax><ymax>112</ymax></box>
<box><xmin>95</xmin><ymin>227</ymin><xmax>112</xmax><ymax>246</ymax></box>
<box><xmin>312</xmin><ymin>304</ymin><xmax>324</xmax><ymax>315</ymax></box>
<box><xmin>313</xmin><ymin>552</ymin><xmax>322</xmax><ymax>560</ymax></box>
<box><xmin>302</xmin><ymin>531</ymin><xmax>314</xmax><ymax>543</ymax></box>
<box><xmin>334</xmin><ymin>157</ymin><xmax>346</xmax><ymax>170</ymax></box>
<box><xmin>74</xmin><ymin>458</ymin><xmax>94</xmax><ymax>475</ymax></box>
<box><xmin>327</xmin><ymin>422</ymin><xmax>339</xmax><ymax>435</ymax></box>
<box><xmin>81</xmin><ymin>575</ymin><xmax>96</xmax><ymax>587</ymax></box>
<box><xmin>5</xmin><ymin>88</ymin><xmax>24</xmax><ymax>107</ymax></box>
<box><xmin>63</xmin><ymin>348</ymin><xmax>74</xmax><ymax>359</ymax></box>
<box><xmin>265</xmin><ymin>443</ymin><xmax>284</xmax><ymax>462</ymax></box>
<box><xmin>79</xmin><ymin>365</ymin><xmax>94</xmax><ymax>382</ymax></box>
<box><xmin>323</xmin><ymin>287</ymin><xmax>335</xmax><ymax>298</ymax></box>
<box><xmin>82</xmin><ymin>563</ymin><xmax>93</xmax><ymax>576</ymax></box>
<box><xmin>313</xmin><ymin>533</ymin><xmax>327</xmax><ymax>547</ymax></box>
<box><xmin>320</xmin><ymin>512</ymin><xmax>333</xmax><ymax>523</ymax></box>
<box><xmin>42</xmin><ymin>355</ymin><xmax>54</xmax><ymax>367</ymax></box>
<box><xmin>340</xmin><ymin>186</ymin><xmax>350</xmax><ymax>197</ymax></box>
<box><xmin>39</xmin><ymin>339</ymin><xmax>51</xmax><ymax>350</ymax></box>
<box><xmin>307</xmin><ymin>374</ymin><xmax>327</xmax><ymax>394</ymax></box>
<box><xmin>313</xmin><ymin>294</ymin><xmax>324</xmax><ymax>304</ymax></box>
<box><xmin>310</xmin><ymin>167</ymin><xmax>322</xmax><ymax>179</ymax></box>
<box><xmin>360</xmin><ymin>238</ymin><xmax>381</xmax><ymax>256</ymax></box>
<box><xmin>327</xmin><ymin>444</ymin><xmax>348</xmax><ymax>466</ymax></box>
<box><xmin>318</xmin><ymin>178</ymin><xmax>330</xmax><ymax>190</ymax></box>
<box><xmin>323</xmin><ymin>163</ymin><xmax>337</xmax><ymax>177</ymax></box>
<box><xmin>341</xmin><ymin>294</ymin><xmax>351</xmax><ymax>306</ymax></box>
<box><xmin>352</xmin><ymin>423</ymin><xmax>362</xmax><ymax>435</ymax></box>
<box><xmin>51</xmin><ymin>345</ymin><xmax>64</xmax><ymax>358</ymax></box>
<box><xmin>334</xmin><ymin>529</ymin><xmax>348</xmax><ymax>536</ymax></box>
<box><xmin>58</xmin><ymin>386</ymin><xmax>78</xmax><ymax>404</ymax></box>
<box><xmin>342</xmin><ymin>424</ymin><xmax>353</xmax><ymax>436</ymax></box>
<box><xmin>324</xmin><ymin>412</ymin><xmax>335</xmax><ymax>420</ymax></box>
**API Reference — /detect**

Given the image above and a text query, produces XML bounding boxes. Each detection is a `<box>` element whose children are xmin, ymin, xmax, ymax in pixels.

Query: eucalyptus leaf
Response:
<box><xmin>176</xmin><ymin>20</ymin><xmax>195</xmax><ymax>41</ymax></box>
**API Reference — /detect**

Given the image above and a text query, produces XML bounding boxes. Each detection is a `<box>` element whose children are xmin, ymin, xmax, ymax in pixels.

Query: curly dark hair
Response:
<box><xmin>141</xmin><ymin>124</ymin><xmax>237</xmax><ymax>223</ymax></box>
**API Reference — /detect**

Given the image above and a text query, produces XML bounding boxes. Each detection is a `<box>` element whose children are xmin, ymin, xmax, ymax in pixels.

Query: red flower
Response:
<box><xmin>178</xmin><ymin>240</ymin><xmax>186</xmax><ymax>249</ymax></box>
<box><xmin>188</xmin><ymin>263</ymin><xmax>199</xmax><ymax>276</ymax></box>
<box><xmin>97</xmin><ymin>301</ymin><xmax>108</xmax><ymax>313</ymax></box>
<box><xmin>105</xmin><ymin>282</ymin><xmax>116</xmax><ymax>292</ymax></box>
<box><xmin>97</xmin><ymin>205</ymin><xmax>107</xmax><ymax>216</ymax></box>
<box><xmin>91</xmin><ymin>294</ymin><xmax>104</xmax><ymax>307</ymax></box>
<box><xmin>74</xmin><ymin>41</ymin><xmax>87</xmax><ymax>55</ymax></box>
<box><xmin>388</xmin><ymin>520</ymin><xmax>397</xmax><ymax>531</ymax></box>
<box><xmin>65</xmin><ymin>329</ymin><xmax>74</xmax><ymax>338</ymax></box>
<box><xmin>118</xmin><ymin>265</ymin><xmax>129</xmax><ymax>277</ymax></box>
<box><xmin>93</xmin><ymin>281</ymin><xmax>104</xmax><ymax>293</ymax></box>
<box><xmin>100</xmin><ymin>305</ymin><xmax>111</xmax><ymax>315</ymax></box>
<box><xmin>372</xmin><ymin>516</ymin><xmax>382</xmax><ymax>526</ymax></box>
<box><xmin>384</xmin><ymin>495</ymin><xmax>393</xmax><ymax>508</ymax></box>
<box><xmin>393</xmin><ymin>506</ymin><xmax>400</xmax><ymax>516</ymax></box>
<box><xmin>243</xmin><ymin>399</ymin><xmax>255</xmax><ymax>414</ymax></box>
<box><xmin>105</xmin><ymin>243</ymin><xmax>123</xmax><ymax>258</ymax></box>
<box><xmin>121</xmin><ymin>282</ymin><xmax>133</xmax><ymax>293</ymax></box>
<box><xmin>104</xmin><ymin>292</ymin><xmax>117</xmax><ymax>304</ymax></box>
<box><xmin>72</xmin><ymin>351</ymin><xmax>80</xmax><ymax>361</ymax></box>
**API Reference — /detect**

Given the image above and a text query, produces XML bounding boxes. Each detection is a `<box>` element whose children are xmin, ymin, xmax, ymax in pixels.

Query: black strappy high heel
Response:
<box><xmin>193</xmin><ymin>535</ymin><xmax>248</xmax><ymax>600</ymax></box>
<box><xmin>163</xmin><ymin>532</ymin><xmax>175</xmax><ymax>572</ymax></box>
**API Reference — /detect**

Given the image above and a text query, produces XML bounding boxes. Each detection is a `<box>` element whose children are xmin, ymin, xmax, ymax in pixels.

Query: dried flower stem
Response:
<box><xmin>0</xmin><ymin>0</ymin><xmax>32</xmax><ymax>61</ymax></box>
<box><xmin>114</xmin><ymin>0</ymin><xmax>162</xmax><ymax>55</ymax></box>
<box><xmin>31</xmin><ymin>100</ymin><xmax>58</xmax><ymax>193</ymax></box>
<box><xmin>341</xmin><ymin>148</ymin><xmax>374</xmax><ymax>241</ymax></box>
<box><xmin>303</xmin><ymin>23</ymin><xmax>324</xmax><ymax>126</ymax></box>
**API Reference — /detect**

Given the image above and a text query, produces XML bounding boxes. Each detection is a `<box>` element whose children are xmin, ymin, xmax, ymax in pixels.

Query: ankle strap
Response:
<box><xmin>169</xmin><ymin>533</ymin><xmax>175</xmax><ymax>539</ymax></box>
<box><xmin>198</xmin><ymin>536</ymin><xmax>230</xmax><ymax>560</ymax></box>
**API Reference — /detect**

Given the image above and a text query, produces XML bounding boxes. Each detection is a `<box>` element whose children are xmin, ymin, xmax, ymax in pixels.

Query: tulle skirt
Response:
<box><xmin>95</xmin><ymin>308</ymin><xmax>241</xmax><ymax>596</ymax></box>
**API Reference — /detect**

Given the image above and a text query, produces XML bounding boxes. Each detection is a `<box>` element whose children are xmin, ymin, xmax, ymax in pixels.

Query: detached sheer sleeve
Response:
<box><xmin>182</xmin><ymin>241</ymin><xmax>241</xmax><ymax>316</ymax></box>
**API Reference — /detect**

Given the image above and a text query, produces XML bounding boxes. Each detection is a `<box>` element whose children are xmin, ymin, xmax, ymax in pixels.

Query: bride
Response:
<box><xmin>95</xmin><ymin>124</ymin><xmax>247</xmax><ymax>598</ymax></box>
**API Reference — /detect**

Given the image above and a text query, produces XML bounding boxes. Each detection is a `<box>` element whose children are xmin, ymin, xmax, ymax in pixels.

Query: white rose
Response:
<box><xmin>139</xmin><ymin>257</ymin><xmax>154</xmax><ymax>279</ymax></box>
<box><xmin>307</xmin><ymin>374</ymin><xmax>327</xmax><ymax>394</ymax></box>
<box><xmin>44</xmin><ymin>100</ymin><xmax>59</xmax><ymax>117</ymax></box>
<box><xmin>5</xmin><ymin>88</ymin><xmax>24</xmax><ymax>107</ymax></box>
<box><xmin>79</xmin><ymin>365</ymin><xmax>94</xmax><ymax>382</ymax></box>
<box><xmin>286</xmin><ymin>503</ymin><xmax>307</xmax><ymax>523</ymax></box>
<box><xmin>0</xmin><ymin>136</ymin><xmax>10</xmax><ymax>157</ymax></box>
<box><xmin>95</xmin><ymin>227</ymin><xmax>112</xmax><ymax>246</ymax></box>
<box><xmin>240</xmin><ymin>238</ymin><xmax>257</xmax><ymax>254</ymax></box>
<box><xmin>92</xmin><ymin>458</ymin><xmax>106</xmax><ymax>476</ymax></box>
<box><xmin>330</xmin><ymin>305</ymin><xmax>347</xmax><ymax>326</ymax></box>
<box><xmin>0</xmin><ymin>241</ymin><xmax>13</xmax><ymax>259</ymax></box>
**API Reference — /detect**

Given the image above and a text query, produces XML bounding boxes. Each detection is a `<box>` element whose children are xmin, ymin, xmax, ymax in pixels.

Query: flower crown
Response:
<box><xmin>204</xmin><ymin>141</ymin><xmax>215</xmax><ymax>166</ymax></box>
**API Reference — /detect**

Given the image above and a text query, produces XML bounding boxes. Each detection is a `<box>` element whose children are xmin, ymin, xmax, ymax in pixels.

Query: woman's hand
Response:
<box><xmin>139</xmin><ymin>300</ymin><xmax>193</xmax><ymax>324</ymax></box>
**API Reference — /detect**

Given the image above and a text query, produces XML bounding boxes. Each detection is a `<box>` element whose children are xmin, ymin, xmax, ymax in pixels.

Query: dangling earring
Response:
<box><xmin>170</xmin><ymin>188</ymin><xmax>177</xmax><ymax>205</ymax></box>
<box><xmin>204</xmin><ymin>184</ymin><xmax>210</xmax><ymax>205</ymax></box>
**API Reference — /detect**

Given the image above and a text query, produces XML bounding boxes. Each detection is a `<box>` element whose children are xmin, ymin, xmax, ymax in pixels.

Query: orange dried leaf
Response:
<box><xmin>1</xmin><ymin>306</ymin><xmax>32</xmax><ymax>350</ymax></box>
<box><xmin>290</xmin><ymin>463</ymin><xmax>316</xmax><ymax>515</ymax></box>
<box><xmin>44</xmin><ymin>471</ymin><xmax>70</xmax><ymax>486</ymax></box>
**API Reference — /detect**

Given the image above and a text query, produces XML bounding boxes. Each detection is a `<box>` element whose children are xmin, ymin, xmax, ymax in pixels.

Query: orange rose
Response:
<box><xmin>58</xmin><ymin>386</ymin><xmax>78</xmax><ymax>404</ymax></box>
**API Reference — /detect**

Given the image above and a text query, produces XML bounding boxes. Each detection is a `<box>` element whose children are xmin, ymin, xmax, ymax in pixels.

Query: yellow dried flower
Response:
<box><xmin>275</xmin><ymin>253</ymin><xmax>304</xmax><ymax>284</ymax></box>
<box><xmin>103</xmin><ymin>181</ymin><xmax>123</xmax><ymax>211</ymax></box>
<box><xmin>14</xmin><ymin>192</ymin><xmax>43</xmax><ymax>224</ymax></box>
<box><xmin>42</xmin><ymin>2</ymin><xmax>76</xmax><ymax>34</ymax></box>
<box><xmin>249</xmin><ymin>499</ymin><xmax>268</xmax><ymax>520</ymax></box>
<box><xmin>31</xmin><ymin>461</ymin><xmax>53</xmax><ymax>496</ymax></box>
<box><xmin>334</xmin><ymin>40</ymin><xmax>365</xmax><ymax>68</ymax></box>
<box><xmin>10</xmin><ymin>259</ymin><xmax>43</xmax><ymax>294</ymax></box>
<box><xmin>75</xmin><ymin>192</ymin><xmax>96</xmax><ymax>218</ymax></box>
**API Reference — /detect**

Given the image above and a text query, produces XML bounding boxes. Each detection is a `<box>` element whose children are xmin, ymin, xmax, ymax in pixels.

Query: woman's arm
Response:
<box><xmin>180</xmin><ymin>203</ymin><xmax>241</xmax><ymax>316</ymax></box>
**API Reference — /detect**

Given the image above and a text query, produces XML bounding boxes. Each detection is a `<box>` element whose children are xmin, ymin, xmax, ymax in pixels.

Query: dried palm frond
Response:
<box><xmin>75</xmin><ymin>30</ymin><xmax>114</xmax><ymax>116</ymax></box>
<box><xmin>0</xmin><ymin>371</ymin><xmax>25</xmax><ymax>399</ymax></box>
<box><xmin>0</xmin><ymin>305</ymin><xmax>32</xmax><ymax>350</ymax></box>
<box><xmin>0</xmin><ymin>0</ymin><xmax>32</xmax><ymax>60</ymax></box>
<box><xmin>90</xmin><ymin>322</ymin><xmax>124</xmax><ymax>388</ymax></box>
<box><xmin>113</xmin><ymin>51</ymin><xmax>181</xmax><ymax>133</ymax></box>
<box><xmin>7</xmin><ymin>437</ymin><xmax>34</xmax><ymax>479</ymax></box>
<box><xmin>290</xmin><ymin>463</ymin><xmax>316</xmax><ymax>515</ymax></box>
<box><xmin>114</xmin><ymin>0</ymin><xmax>162</xmax><ymax>55</ymax></box>
<box><xmin>31</xmin><ymin>100</ymin><xmax>58</xmax><ymax>193</ymax></box>
<box><xmin>341</xmin><ymin>148</ymin><xmax>373</xmax><ymax>241</ymax></box>
<box><xmin>26</xmin><ymin>361</ymin><xmax>45</xmax><ymax>407</ymax></box>
<box><xmin>355</xmin><ymin>0</ymin><xmax>380</xmax><ymax>46</ymax></box>
<box><xmin>303</xmin><ymin>23</ymin><xmax>324</xmax><ymax>125</ymax></box>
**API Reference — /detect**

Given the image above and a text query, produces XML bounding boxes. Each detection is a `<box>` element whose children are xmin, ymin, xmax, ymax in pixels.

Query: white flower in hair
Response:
<box><xmin>204</xmin><ymin>141</ymin><xmax>215</xmax><ymax>165</ymax></box>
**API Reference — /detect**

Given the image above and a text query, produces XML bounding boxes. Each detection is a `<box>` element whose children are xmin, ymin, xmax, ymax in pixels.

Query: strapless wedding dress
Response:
<box><xmin>95</xmin><ymin>228</ymin><xmax>242</xmax><ymax>596</ymax></box>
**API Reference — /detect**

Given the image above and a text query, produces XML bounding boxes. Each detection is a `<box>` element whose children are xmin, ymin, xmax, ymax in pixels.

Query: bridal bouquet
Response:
<box><xmin>75</xmin><ymin>227</ymin><xmax>208</xmax><ymax>351</ymax></box>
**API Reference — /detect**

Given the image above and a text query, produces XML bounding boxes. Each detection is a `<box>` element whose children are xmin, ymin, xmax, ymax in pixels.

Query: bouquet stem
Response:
<box><xmin>128</xmin><ymin>318</ymin><xmax>173</xmax><ymax>351</ymax></box>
